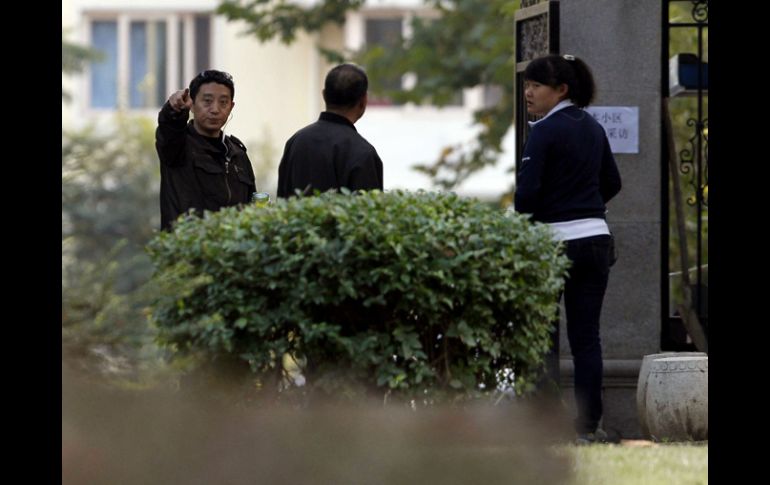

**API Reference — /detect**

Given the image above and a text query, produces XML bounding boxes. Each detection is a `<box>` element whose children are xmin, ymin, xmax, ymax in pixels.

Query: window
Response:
<box><xmin>87</xmin><ymin>12</ymin><xmax>212</xmax><ymax>110</ymax></box>
<box><xmin>365</xmin><ymin>17</ymin><xmax>404</xmax><ymax>106</ymax></box>
<box><xmin>128</xmin><ymin>20</ymin><xmax>167</xmax><ymax>108</ymax></box>
<box><xmin>91</xmin><ymin>21</ymin><xmax>118</xmax><ymax>108</ymax></box>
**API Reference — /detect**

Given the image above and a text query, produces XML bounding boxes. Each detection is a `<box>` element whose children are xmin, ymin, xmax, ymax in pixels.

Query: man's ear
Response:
<box><xmin>557</xmin><ymin>83</ymin><xmax>569</xmax><ymax>98</ymax></box>
<box><xmin>357</xmin><ymin>94</ymin><xmax>367</xmax><ymax>120</ymax></box>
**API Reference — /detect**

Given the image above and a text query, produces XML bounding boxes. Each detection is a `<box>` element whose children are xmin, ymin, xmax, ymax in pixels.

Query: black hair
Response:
<box><xmin>189</xmin><ymin>70</ymin><xmax>235</xmax><ymax>101</ymax></box>
<box><xmin>323</xmin><ymin>64</ymin><xmax>368</xmax><ymax>109</ymax></box>
<box><xmin>523</xmin><ymin>54</ymin><xmax>596</xmax><ymax>108</ymax></box>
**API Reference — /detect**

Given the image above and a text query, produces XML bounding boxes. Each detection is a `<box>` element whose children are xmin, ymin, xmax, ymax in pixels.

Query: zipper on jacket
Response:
<box><xmin>224</xmin><ymin>159</ymin><xmax>232</xmax><ymax>203</ymax></box>
<box><xmin>222</xmin><ymin>134</ymin><xmax>232</xmax><ymax>203</ymax></box>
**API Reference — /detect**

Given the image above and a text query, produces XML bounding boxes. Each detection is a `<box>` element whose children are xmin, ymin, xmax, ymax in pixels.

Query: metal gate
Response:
<box><xmin>661</xmin><ymin>0</ymin><xmax>708</xmax><ymax>352</ymax></box>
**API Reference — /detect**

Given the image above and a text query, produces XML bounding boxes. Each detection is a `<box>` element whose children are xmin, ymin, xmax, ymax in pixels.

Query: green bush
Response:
<box><xmin>147</xmin><ymin>190</ymin><xmax>569</xmax><ymax>402</ymax></box>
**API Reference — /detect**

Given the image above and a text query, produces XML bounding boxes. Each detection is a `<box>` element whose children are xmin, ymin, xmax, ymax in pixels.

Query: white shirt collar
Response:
<box><xmin>527</xmin><ymin>99</ymin><xmax>574</xmax><ymax>127</ymax></box>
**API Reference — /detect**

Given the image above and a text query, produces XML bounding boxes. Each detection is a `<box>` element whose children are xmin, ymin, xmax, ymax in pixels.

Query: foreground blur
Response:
<box><xmin>63</xmin><ymin>362</ymin><xmax>573</xmax><ymax>485</ymax></box>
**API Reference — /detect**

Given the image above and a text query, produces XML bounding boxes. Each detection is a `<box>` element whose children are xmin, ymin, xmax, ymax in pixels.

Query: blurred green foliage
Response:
<box><xmin>62</xmin><ymin>116</ymin><xmax>167</xmax><ymax>384</ymax></box>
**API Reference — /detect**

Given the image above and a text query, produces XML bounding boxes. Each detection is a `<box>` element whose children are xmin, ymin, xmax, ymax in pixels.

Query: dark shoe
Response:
<box><xmin>575</xmin><ymin>428</ymin><xmax>610</xmax><ymax>445</ymax></box>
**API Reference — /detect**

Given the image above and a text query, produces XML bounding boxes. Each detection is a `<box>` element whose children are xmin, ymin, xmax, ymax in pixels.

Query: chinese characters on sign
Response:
<box><xmin>584</xmin><ymin>106</ymin><xmax>639</xmax><ymax>154</ymax></box>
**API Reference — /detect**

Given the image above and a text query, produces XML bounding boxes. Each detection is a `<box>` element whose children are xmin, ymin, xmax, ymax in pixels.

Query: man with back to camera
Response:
<box><xmin>156</xmin><ymin>69</ymin><xmax>256</xmax><ymax>230</ymax></box>
<box><xmin>277</xmin><ymin>63</ymin><xmax>383</xmax><ymax>198</ymax></box>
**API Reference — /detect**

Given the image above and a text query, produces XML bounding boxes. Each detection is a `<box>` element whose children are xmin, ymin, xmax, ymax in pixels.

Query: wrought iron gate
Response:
<box><xmin>661</xmin><ymin>0</ymin><xmax>708</xmax><ymax>351</ymax></box>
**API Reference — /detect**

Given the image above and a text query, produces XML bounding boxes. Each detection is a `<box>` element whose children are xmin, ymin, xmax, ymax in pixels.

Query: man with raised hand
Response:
<box><xmin>156</xmin><ymin>69</ymin><xmax>256</xmax><ymax>230</ymax></box>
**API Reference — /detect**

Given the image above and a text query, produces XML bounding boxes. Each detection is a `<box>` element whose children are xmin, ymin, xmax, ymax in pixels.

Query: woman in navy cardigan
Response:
<box><xmin>515</xmin><ymin>54</ymin><xmax>622</xmax><ymax>444</ymax></box>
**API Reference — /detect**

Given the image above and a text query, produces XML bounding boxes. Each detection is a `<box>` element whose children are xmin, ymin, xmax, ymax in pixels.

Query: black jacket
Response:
<box><xmin>156</xmin><ymin>102</ymin><xmax>256</xmax><ymax>230</ymax></box>
<box><xmin>277</xmin><ymin>112</ymin><xmax>383</xmax><ymax>198</ymax></box>
<box><xmin>515</xmin><ymin>105</ymin><xmax>622</xmax><ymax>223</ymax></box>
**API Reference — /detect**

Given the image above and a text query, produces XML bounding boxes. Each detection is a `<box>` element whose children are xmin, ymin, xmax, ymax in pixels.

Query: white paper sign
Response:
<box><xmin>584</xmin><ymin>106</ymin><xmax>639</xmax><ymax>154</ymax></box>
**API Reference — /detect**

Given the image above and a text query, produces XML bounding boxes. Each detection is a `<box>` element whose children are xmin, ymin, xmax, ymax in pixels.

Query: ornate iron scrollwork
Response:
<box><xmin>678</xmin><ymin>118</ymin><xmax>708</xmax><ymax>207</ymax></box>
<box><xmin>691</xmin><ymin>0</ymin><xmax>708</xmax><ymax>23</ymax></box>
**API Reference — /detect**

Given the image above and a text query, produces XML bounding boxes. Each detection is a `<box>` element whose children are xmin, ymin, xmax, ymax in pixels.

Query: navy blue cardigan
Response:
<box><xmin>514</xmin><ymin>105</ymin><xmax>622</xmax><ymax>223</ymax></box>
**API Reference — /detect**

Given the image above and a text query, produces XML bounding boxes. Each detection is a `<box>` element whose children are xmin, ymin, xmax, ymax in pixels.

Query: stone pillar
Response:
<box><xmin>555</xmin><ymin>0</ymin><xmax>663</xmax><ymax>439</ymax></box>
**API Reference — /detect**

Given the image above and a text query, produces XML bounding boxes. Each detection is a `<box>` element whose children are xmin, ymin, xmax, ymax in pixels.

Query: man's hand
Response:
<box><xmin>168</xmin><ymin>88</ymin><xmax>192</xmax><ymax>112</ymax></box>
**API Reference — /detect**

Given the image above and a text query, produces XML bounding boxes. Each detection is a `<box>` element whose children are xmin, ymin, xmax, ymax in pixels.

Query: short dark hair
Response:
<box><xmin>523</xmin><ymin>54</ymin><xmax>596</xmax><ymax>108</ymax></box>
<box><xmin>189</xmin><ymin>70</ymin><xmax>235</xmax><ymax>101</ymax></box>
<box><xmin>323</xmin><ymin>64</ymin><xmax>368</xmax><ymax>109</ymax></box>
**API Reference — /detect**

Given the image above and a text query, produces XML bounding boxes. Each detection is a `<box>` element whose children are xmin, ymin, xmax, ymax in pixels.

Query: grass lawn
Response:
<box><xmin>563</xmin><ymin>442</ymin><xmax>708</xmax><ymax>485</ymax></box>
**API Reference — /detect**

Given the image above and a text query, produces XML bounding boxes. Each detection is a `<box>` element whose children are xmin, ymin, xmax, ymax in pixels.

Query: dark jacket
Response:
<box><xmin>514</xmin><ymin>105</ymin><xmax>622</xmax><ymax>223</ymax></box>
<box><xmin>277</xmin><ymin>112</ymin><xmax>383</xmax><ymax>198</ymax></box>
<box><xmin>156</xmin><ymin>102</ymin><xmax>256</xmax><ymax>230</ymax></box>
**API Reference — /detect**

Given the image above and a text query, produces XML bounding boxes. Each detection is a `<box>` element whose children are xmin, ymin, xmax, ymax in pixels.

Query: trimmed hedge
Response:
<box><xmin>147</xmin><ymin>190</ymin><xmax>568</xmax><ymax>402</ymax></box>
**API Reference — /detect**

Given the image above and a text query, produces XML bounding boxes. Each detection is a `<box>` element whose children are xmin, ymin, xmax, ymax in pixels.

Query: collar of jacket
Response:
<box><xmin>185</xmin><ymin>121</ymin><xmax>232</xmax><ymax>156</ymax></box>
<box><xmin>319</xmin><ymin>111</ymin><xmax>357</xmax><ymax>131</ymax></box>
<box><xmin>528</xmin><ymin>100</ymin><xmax>575</xmax><ymax>127</ymax></box>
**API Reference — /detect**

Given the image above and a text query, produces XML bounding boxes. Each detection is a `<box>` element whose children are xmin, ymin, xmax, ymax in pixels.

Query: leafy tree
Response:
<box><xmin>217</xmin><ymin>0</ymin><xmax>521</xmax><ymax>191</ymax></box>
<box><xmin>218</xmin><ymin>0</ymin><xmax>366</xmax><ymax>43</ymax></box>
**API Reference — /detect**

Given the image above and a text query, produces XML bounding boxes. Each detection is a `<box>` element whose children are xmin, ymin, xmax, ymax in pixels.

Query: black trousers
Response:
<box><xmin>542</xmin><ymin>234</ymin><xmax>612</xmax><ymax>434</ymax></box>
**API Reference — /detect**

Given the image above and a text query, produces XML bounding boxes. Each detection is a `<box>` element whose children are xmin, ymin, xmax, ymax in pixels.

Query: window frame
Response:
<box><xmin>81</xmin><ymin>9</ymin><xmax>214</xmax><ymax>115</ymax></box>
